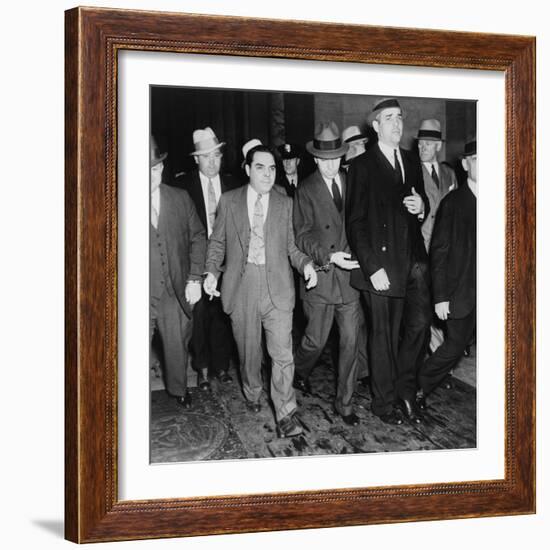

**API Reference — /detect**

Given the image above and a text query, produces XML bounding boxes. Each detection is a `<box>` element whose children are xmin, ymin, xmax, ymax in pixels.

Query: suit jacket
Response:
<box><xmin>154</xmin><ymin>184</ymin><xmax>207</xmax><ymax>317</ymax></box>
<box><xmin>293</xmin><ymin>170</ymin><xmax>359</xmax><ymax>304</ymax></box>
<box><xmin>420</xmin><ymin>162</ymin><xmax>457</xmax><ymax>250</ymax></box>
<box><xmin>205</xmin><ymin>184</ymin><xmax>311</xmax><ymax>315</ymax></box>
<box><xmin>430</xmin><ymin>183</ymin><xmax>476</xmax><ymax>319</ymax></box>
<box><xmin>177</xmin><ymin>169</ymin><xmax>239</xmax><ymax>231</ymax></box>
<box><xmin>347</xmin><ymin>146</ymin><xmax>430</xmax><ymax>298</ymax></box>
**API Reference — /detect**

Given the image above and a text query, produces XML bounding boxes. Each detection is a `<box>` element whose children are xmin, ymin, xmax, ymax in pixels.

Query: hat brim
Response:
<box><xmin>151</xmin><ymin>152</ymin><xmax>168</xmax><ymax>167</ymax></box>
<box><xmin>306</xmin><ymin>141</ymin><xmax>349</xmax><ymax>159</ymax></box>
<box><xmin>416</xmin><ymin>136</ymin><xmax>444</xmax><ymax>142</ymax></box>
<box><xmin>367</xmin><ymin>107</ymin><xmax>406</xmax><ymax>126</ymax></box>
<box><xmin>190</xmin><ymin>141</ymin><xmax>225</xmax><ymax>156</ymax></box>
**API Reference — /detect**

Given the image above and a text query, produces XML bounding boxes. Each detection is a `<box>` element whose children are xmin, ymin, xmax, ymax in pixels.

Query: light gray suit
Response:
<box><xmin>205</xmin><ymin>184</ymin><xmax>311</xmax><ymax>421</ymax></box>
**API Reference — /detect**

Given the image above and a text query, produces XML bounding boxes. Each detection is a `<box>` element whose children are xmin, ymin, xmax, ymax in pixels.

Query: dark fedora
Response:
<box><xmin>306</xmin><ymin>122</ymin><xmax>348</xmax><ymax>159</ymax></box>
<box><xmin>367</xmin><ymin>98</ymin><xmax>405</xmax><ymax>125</ymax></box>
<box><xmin>277</xmin><ymin>143</ymin><xmax>302</xmax><ymax>160</ymax></box>
<box><xmin>463</xmin><ymin>139</ymin><xmax>477</xmax><ymax>157</ymax></box>
<box><xmin>417</xmin><ymin>119</ymin><xmax>444</xmax><ymax>141</ymax></box>
<box><xmin>151</xmin><ymin>136</ymin><xmax>167</xmax><ymax>167</ymax></box>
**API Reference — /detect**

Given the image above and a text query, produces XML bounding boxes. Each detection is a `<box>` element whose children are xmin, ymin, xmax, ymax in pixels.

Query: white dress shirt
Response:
<box><xmin>151</xmin><ymin>186</ymin><xmax>160</xmax><ymax>229</ymax></box>
<box><xmin>467</xmin><ymin>177</ymin><xmax>477</xmax><ymax>198</ymax></box>
<box><xmin>423</xmin><ymin>161</ymin><xmax>439</xmax><ymax>178</ymax></box>
<box><xmin>246</xmin><ymin>184</ymin><xmax>270</xmax><ymax>227</ymax></box>
<box><xmin>199</xmin><ymin>171</ymin><xmax>222</xmax><ymax>236</ymax></box>
<box><xmin>378</xmin><ymin>141</ymin><xmax>405</xmax><ymax>182</ymax></box>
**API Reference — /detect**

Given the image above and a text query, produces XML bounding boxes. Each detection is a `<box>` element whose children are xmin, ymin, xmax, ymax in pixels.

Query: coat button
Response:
<box><xmin>325</xmin><ymin>225</ymin><xmax>330</xmax><ymax>229</ymax></box>
<box><xmin>330</xmin><ymin>245</ymin><xmax>335</xmax><ymax>249</ymax></box>
<box><xmin>381</xmin><ymin>246</ymin><xmax>387</xmax><ymax>252</ymax></box>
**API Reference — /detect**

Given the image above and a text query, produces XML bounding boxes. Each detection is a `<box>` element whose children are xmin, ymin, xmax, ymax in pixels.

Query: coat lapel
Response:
<box><xmin>229</xmin><ymin>185</ymin><xmax>250</xmax><ymax>251</ymax></box>
<box><xmin>265</xmin><ymin>187</ymin><xmax>282</xmax><ymax>257</ymax></box>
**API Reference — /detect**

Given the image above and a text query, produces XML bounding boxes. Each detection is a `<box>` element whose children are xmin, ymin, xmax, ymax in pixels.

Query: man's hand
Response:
<box><xmin>203</xmin><ymin>273</ymin><xmax>221</xmax><ymax>299</ymax></box>
<box><xmin>303</xmin><ymin>263</ymin><xmax>318</xmax><ymax>290</ymax></box>
<box><xmin>403</xmin><ymin>187</ymin><xmax>425</xmax><ymax>216</ymax></box>
<box><xmin>185</xmin><ymin>281</ymin><xmax>202</xmax><ymax>305</ymax></box>
<box><xmin>370</xmin><ymin>268</ymin><xmax>390</xmax><ymax>291</ymax></box>
<box><xmin>329</xmin><ymin>251</ymin><xmax>360</xmax><ymax>270</ymax></box>
<box><xmin>435</xmin><ymin>301</ymin><xmax>450</xmax><ymax>321</ymax></box>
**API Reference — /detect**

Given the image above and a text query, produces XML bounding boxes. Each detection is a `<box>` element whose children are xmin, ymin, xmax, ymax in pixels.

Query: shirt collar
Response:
<box><xmin>467</xmin><ymin>177</ymin><xmax>477</xmax><ymax>197</ymax></box>
<box><xmin>378</xmin><ymin>140</ymin><xmax>402</xmax><ymax>161</ymax></box>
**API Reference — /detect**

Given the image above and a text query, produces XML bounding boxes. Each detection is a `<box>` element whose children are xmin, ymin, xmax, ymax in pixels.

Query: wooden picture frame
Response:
<box><xmin>64</xmin><ymin>6</ymin><xmax>536</xmax><ymax>543</ymax></box>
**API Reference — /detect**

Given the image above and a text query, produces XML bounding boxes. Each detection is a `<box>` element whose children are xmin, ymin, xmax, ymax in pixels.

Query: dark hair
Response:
<box><xmin>245</xmin><ymin>145</ymin><xmax>275</xmax><ymax>168</ymax></box>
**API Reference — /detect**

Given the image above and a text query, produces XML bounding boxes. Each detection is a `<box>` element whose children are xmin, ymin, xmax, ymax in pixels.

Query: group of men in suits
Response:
<box><xmin>150</xmin><ymin>96</ymin><xmax>477</xmax><ymax>437</ymax></box>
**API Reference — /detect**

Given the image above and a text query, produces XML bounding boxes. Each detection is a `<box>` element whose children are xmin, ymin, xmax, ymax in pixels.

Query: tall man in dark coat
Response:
<box><xmin>179</xmin><ymin>127</ymin><xmax>238</xmax><ymax>389</ymax></box>
<box><xmin>293</xmin><ymin>122</ymin><xmax>363</xmax><ymax>426</ymax></box>
<box><xmin>150</xmin><ymin>137</ymin><xmax>206</xmax><ymax>408</ymax></box>
<box><xmin>203</xmin><ymin>145</ymin><xmax>318</xmax><ymax>438</ymax></box>
<box><xmin>417</xmin><ymin>140</ymin><xmax>477</xmax><ymax>404</ymax></box>
<box><xmin>348</xmin><ymin>98</ymin><xmax>431</xmax><ymax>425</ymax></box>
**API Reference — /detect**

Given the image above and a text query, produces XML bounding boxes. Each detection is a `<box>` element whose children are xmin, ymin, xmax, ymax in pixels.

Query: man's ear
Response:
<box><xmin>436</xmin><ymin>141</ymin><xmax>442</xmax><ymax>153</ymax></box>
<box><xmin>461</xmin><ymin>157</ymin><xmax>468</xmax><ymax>172</ymax></box>
<box><xmin>296</xmin><ymin>158</ymin><xmax>301</xmax><ymax>166</ymax></box>
<box><xmin>372</xmin><ymin>120</ymin><xmax>379</xmax><ymax>135</ymax></box>
<box><xmin>245</xmin><ymin>164</ymin><xmax>250</xmax><ymax>178</ymax></box>
<box><xmin>193</xmin><ymin>155</ymin><xmax>199</xmax><ymax>166</ymax></box>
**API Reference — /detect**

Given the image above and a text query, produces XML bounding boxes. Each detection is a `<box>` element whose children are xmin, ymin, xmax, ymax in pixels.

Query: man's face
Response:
<box><xmin>346</xmin><ymin>140</ymin><xmax>366</xmax><ymax>161</ymax></box>
<box><xmin>418</xmin><ymin>139</ymin><xmax>442</xmax><ymax>163</ymax></box>
<box><xmin>194</xmin><ymin>149</ymin><xmax>223</xmax><ymax>179</ymax></box>
<box><xmin>282</xmin><ymin>157</ymin><xmax>299</xmax><ymax>176</ymax></box>
<box><xmin>373</xmin><ymin>107</ymin><xmax>403</xmax><ymax>147</ymax></box>
<box><xmin>246</xmin><ymin>151</ymin><xmax>276</xmax><ymax>194</ymax></box>
<box><xmin>151</xmin><ymin>161</ymin><xmax>163</xmax><ymax>191</ymax></box>
<box><xmin>462</xmin><ymin>154</ymin><xmax>477</xmax><ymax>182</ymax></box>
<box><xmin>315</xmin><ymin>157</ymin><xmax>341</xmax><ymax>180</ymax></box>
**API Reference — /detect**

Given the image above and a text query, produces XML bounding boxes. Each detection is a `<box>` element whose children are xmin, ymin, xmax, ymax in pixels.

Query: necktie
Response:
<box><xmin>431</xmin><ymin>164</ymin><xmax>440</xmax><ymax>189</ymax></box>
<box><xmin>207</xmin><ymin>178</ymin><xmax>217</xmax><ymax>234</ymax></box>
<box><xmin>332</xmin><ymin>178</ymin><xmax>343</xmax><ymax>213</ymax></box>
<box><xmin>394</xmin><ymin>149</ymin><xmax>404</xmax><ymax>185</ymax></box>
<box><xmin>248</xmin><ymin>193</ymin><xmax>265</xmax><ymax>265</ymax></box>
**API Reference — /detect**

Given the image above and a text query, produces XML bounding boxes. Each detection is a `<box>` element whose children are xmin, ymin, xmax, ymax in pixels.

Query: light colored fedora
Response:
<box><xmin>190</xmin><ymin>127</ymin><xmax>225</xmax><ymax>156</ymax></box>
<box><xmin>342</xmin><ymin>125</ymin><xmax>368</xmax><ymax>144</ymax></box>
<box><xmin>306</xmin><ymin>122</ymin><xmax>348</xmax><ymax>160</ymax></box>
<box><xmin>417</xmin><ymin>119</ymin><xmax>444</xmax><ymax>141</ymax></box>
<box><xmin>241</xmin><ymin>138</ymin><xmax>263</xmax><ymax>167</ymax></box>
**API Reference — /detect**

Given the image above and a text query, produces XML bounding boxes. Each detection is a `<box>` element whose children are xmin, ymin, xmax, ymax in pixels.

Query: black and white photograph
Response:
<box><xmin>149</xmin><ymin>86</ymin><xmax>477</xmax><ymax>463</ymax></box>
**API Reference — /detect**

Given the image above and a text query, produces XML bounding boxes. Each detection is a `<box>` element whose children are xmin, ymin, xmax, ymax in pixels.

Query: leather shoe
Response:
<box><xmin>340</xmin><ymin>412</ymin><xmax>360</xmax><ymax>426</ymax></box>
<box><xmin>278</xmin><ymin>413</ymin><xmax>303</xmax><ymax>438</ymax></box>
<box><xmin>175</xmin><ymin>392</ymin><xmax>192</xmax><ymax>409</ymax></box>
<box><xmin>442</xmin><ymin>374</ymin><xmax>454</xmax><ymax>390</ymax></box>
<box><xmin>379</xmin><ymin>408</ymin><xmax>404</xmax><ymax>425</ymax></box>
<box><xmin>246</xmin><ymin>401</ymin><xmax>261</xmax><ymax>413</ymax></box>
<box><xmin>416</xmin><ymin>395</ymin><xmax>427</xmax><ymax>412</ymax></box>
<box><xmin>197</xmin><ymin>369</ymin><xmax>211</xmax><ymax>391</ymax></box>
<box><xmin>398</xmin><ymin>398</ymin><xmax>423</xmax><ymax>424</ymax></box>
<box><xmin>293</xmin><ymin>372</ymin><xmax>312</xmax><ymax>394</ymax></box>
<box><xmin>217</xmin><ymin>371</ymin><xmax>233</xmax><ymax>383</ymax></box>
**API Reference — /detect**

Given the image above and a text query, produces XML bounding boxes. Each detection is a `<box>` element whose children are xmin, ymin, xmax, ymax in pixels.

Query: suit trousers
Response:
<box><xmin>363</xmin><ymin>261</ymin><xmax>431</xmax><ymax>416</ymax></box>
<box><xmin>295</xmin><ymin>300</ymin><xmax>361</xmax><ymax>416</ymax></box>
<box><xmin>229</xmin><ymin>264</ymin><xmax>297</xmax><ymax>422</ymax></box>
<box><xmin>190</xmin><ymin>294</ymin><xmax>233</xmax><ymax>376</ymax></box>
<box><xmin>418</xmin><ymin>307</ymin><xmax>476</xmax><ymax>396</ymax></box>
<box><xmin>150</xmin><ymin>290</ymin><xmax>192</xmax><ymax>397</ymax></box>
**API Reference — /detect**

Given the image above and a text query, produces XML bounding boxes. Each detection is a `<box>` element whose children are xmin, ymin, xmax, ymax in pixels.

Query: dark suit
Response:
<box><xmin>293</xmin><ymin>170</ymin><xmax>362</xmax><ymax>416</ymax></box>
<box><xmin>150</xmin><ymin>184</ymin><xmax>206</xmax><ymax>397</ymax></box>
<box><xmin>348</xmin><ymin>146</ymin><xmax>431</xmax><ymax>416</ymax></box>
<box><xmin>418</xmin><ymin>183</ymin><xmax>476</xmax><ymax>395</ymax></box>
<box><xmin>205</xmin><ymin>185</ymin><xmax>311</xmax><ymax>421</ymax></box>
<box><xmin>178</xmin><ymin>169</ymin><xmax>238</xmax><ymax>377</ymax></box>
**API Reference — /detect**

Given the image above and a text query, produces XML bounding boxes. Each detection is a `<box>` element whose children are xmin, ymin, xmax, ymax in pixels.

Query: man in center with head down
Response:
<box><xmin>203</xmin><ymin>144</ymin><xmax>318</xmax><ymax>438</ymax></box>
<box><xmin>292</xmin><ymin>122</ymin><xmax>364</xmax><ymax>427</ymax></box>
<box><xmin>348</xmin><ymin>98</ymin><xmax>432</xmax><ymax>425</ymax></box>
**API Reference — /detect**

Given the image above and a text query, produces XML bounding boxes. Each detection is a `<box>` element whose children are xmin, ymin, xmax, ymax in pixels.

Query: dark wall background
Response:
<box><xmin>151</xmin><ymin>86</ymin><xmax>475</xmax><ymax>183</ymax></box>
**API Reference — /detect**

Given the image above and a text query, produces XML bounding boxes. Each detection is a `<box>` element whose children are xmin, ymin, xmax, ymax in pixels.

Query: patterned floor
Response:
<box><xmin>150</xmin><ymin>348</ymin><xmax>476</xmax><ymax>463</ymax></box>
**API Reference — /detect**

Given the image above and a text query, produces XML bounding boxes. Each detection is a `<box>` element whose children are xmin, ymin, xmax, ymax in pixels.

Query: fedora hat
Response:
<box><xmin>306</xmin><ymin>122</ymin><xmax>348</xmax><ymax>159</ymax></box>
<box><xmin>190</xmin><ymin>127</ymin><xmax>225</xmax><ymax>156</ymax></box>
<box><xmin>367</xmin><ymin>98</ymin><xmax>405</xmax><ymax>125</ymax></box>
<box><xmin>277</xmin><ymin>143</ymin><xmax>302</xmax><ymax>160</ymax></box>
<box><xmin>241</xmin><ymin>138</ymin><xmax>263</xmax><ymax>168</ymax></box>
<box><xmin>342</xmin><ymin>125</ymin><xmax>368</xmax><ymax>144</ymax></box>
<box><xmin>463</xmin><ymin>139</ymin><xmax>476</xmax><ymax>157</ymax></box>
<box><xmin>417</xmin><ymin>119</ymin><xmax>443</xmax><ymax>141</ymax></box>
<box><xmin>151</xmin><ymin>136</ymin><xmax>167</xmax><ymax>167</ymax></box>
